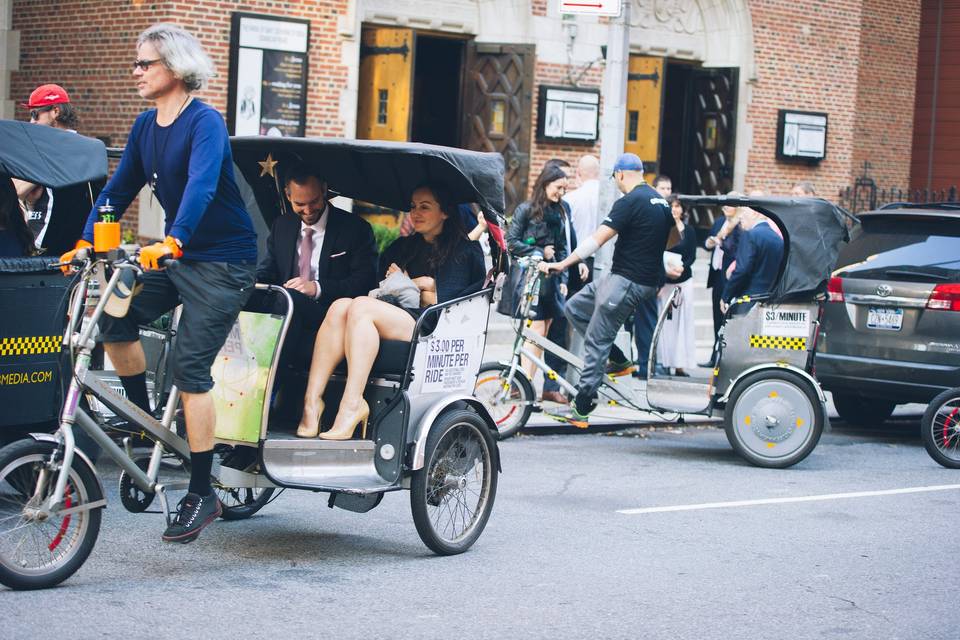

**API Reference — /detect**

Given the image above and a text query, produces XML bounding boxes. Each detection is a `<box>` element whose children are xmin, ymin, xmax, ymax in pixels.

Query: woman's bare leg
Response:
<box><xmin>297</xmin><ymin>298</ymin><xmax>353</xmax><ymax>435</ymax></box>
<box><xmin>329</xmin><ymin>297</ymin><xmax>416</xmax><ymax>434</ymax></box>
<box><xmin>521</xmin><ymin>318</ymin><xmax>551</xmax><ymax>385</ymax></box>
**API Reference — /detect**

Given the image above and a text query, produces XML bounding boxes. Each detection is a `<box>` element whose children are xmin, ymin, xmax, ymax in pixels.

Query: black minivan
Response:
<box><xmin>816</xmin><ymin>204</ymin><xmax>960</xmax><ymax>426</ymax></box>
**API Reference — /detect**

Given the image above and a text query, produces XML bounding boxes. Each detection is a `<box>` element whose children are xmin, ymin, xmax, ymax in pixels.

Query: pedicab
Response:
<box><xmin>476</xmin><ymin>195</ymin><xmax>850</xmax><ymax>468</ymax></box>
<box><xmin>0</xmin><ymin>135</ymin><xmax>506</xmax><ymax>591</ymax></box>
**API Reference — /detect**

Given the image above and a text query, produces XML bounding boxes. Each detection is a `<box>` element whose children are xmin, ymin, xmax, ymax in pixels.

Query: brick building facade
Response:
<box><xmin>1</xmin><ymin>0</ymin><xmax>946</xmax><ymax>236</ymax></box>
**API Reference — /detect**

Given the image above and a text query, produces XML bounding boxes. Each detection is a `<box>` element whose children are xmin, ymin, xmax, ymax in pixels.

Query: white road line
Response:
<box><xmin>617</xmin><ymin>484</ymin><xmax>960</xmax><ymax>515</ymax></box>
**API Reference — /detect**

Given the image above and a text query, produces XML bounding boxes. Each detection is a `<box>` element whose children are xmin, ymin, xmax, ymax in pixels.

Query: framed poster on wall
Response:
<box><xmin>227</xmin><ymin>13</ymin><xmax>310</xmax><ymax>137</ymax></box>
<box><xmin>536</xmin><ymin>85</ymin><xmax>600</xmax><ymax>143</ymax></box>
<box><xmin>776</xmin><ymin>109</ymin><xmax>827</xmax><ymax>164</ymax></box>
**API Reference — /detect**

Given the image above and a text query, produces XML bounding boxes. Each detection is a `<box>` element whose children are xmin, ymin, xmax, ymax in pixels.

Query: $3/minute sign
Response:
<box><xmin>559</xmin><ymin>0</ymin><xmax>622</xmax><ymax>16</ymax></box>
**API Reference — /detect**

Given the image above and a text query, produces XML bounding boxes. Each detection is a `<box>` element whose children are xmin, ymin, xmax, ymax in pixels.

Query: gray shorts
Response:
<box><xmin>98</xmin><ymin>260</ymin><xmax>256</xmax><ymax>394</ymax></box>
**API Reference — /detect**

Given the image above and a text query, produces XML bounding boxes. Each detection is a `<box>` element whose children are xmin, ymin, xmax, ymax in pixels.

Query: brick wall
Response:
<box><xmin>743</xmin><ymin>0</ymin><xmax>865</xmax><ymax>197</ymax></box>
<box><xmin>851</xmin><ymin>0</ymin><xmax>921</xmax><ymax>187</ymax></box>
<box><xmin>12</xmin><ymin>0</ymin><xmax>348</xmax><ymax>236</ymax></box>
<box><xmin>528</xmin><ymin>61</ymin><xmax>603</xmax><ymax>194</ymax></box>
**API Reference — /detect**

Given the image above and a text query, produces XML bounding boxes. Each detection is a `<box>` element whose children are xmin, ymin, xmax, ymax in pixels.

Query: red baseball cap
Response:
<box><xmin>21</xmin><ymin>84</ymin><xmax>71</xmax><ymax>108</ymax></box>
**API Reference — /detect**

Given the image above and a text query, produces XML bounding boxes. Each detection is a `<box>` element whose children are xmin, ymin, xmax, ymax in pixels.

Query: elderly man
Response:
<box><xmin>258</xmin><ymin>163</ymin><xmax>378</xmax><ymax>370</ymax></box>
<box><xmin>792</xmin><ymin>181</ymin><xmax>817</xmax><ymax>197</ymax></box>
<box><xmin>14</xmin><ymin>84</ymin><xmax>98</xmax><ymax>255</ymax></box>
<box><xmin>540</xmin><ymin>153</ymin><xmax>673</xmax><ymax>421</ymax></box>
<box><xmin>721</xmin><ymin>207</ymin><xmax>784</xmax><ymax>313</ymax></box>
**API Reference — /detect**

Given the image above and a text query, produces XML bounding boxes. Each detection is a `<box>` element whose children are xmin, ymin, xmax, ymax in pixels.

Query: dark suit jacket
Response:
<box><xmin>722</xmin><ymin>221</ymin><xmax>785</xmax><ymax>303</ymax></box>
<box><xmin>705</xmin><ymin>217</ymin><xmax>741</xmax><ymax>290</ymax></box>
<box><xmin>257</xmin><ymin>204</ymin><xmax>378</xmax><ymax>307</ymax></box>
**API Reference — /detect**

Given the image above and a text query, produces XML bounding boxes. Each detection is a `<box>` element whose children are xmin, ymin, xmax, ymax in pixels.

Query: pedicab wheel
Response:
<box><xmin>118</xmin><ymin>457</ymin><xmax>155</xmax><ymax>513</ymax></box>
<box><xmin>215</xmin><ymin>448</ymin><xmax>275</xmax><ymax>521</ymax></box>
<box><xmin>723</xmin><ymin>370</ymin><xmax>824</xmax><ymax>469</ymax></box>
<box><xmin>920</xmin><ymin>388</ymin><xmax>960</xmax><ymax>469</ymax></box>
<box><xmin>0</xmin><ymin>439</ymin><xmax>102</xmax><ymax>590</ymax></box>
<box><xmin>410</xmin><ymin>410</ymin><xmax>498</xmax><ymax>555</ymax></box>
<box><xmin>474</xmin><ymin>362</ymin><xmax>533</xmax><ymax>440</ymax></box>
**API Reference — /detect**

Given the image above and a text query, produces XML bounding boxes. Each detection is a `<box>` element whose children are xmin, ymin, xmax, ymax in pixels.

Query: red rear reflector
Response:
<box><xmin>827</xmin><ymin>276</ymin><xmax>844</xmax><ymax>302</ymax></box>
<box><xmin>927</xmin><ymin>283</ymin><xmax>960</xmax><ymax>312</ymax></box>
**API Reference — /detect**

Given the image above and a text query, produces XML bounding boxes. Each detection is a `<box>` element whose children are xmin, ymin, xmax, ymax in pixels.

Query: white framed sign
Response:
<box><xmin>537</xmin><ymin>85</ymin><xmax>600</xmax><ymax>143</ymax></box>
<box><xmin>227</xmin><ymin>13</ymin><xmax>310</xmax><ymax>138</ymax></box>
<box><xmin>559</xmin><ymin>0</ymin><xmax>622</xmax><ymax>17</ymax></box>
<box><xmin>777</xmin><ymin>110</ymin><xmax>828</xmax><ymax>163</ymax></box>
<box><xmin>761</xmin><ymin>307</ymin><xmax>811</xmax><ymax>338</ymax></box>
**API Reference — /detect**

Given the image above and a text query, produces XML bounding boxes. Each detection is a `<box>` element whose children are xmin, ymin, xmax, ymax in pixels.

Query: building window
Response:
<box><xmin>628</xmin><ymin>111</ymin><xmax>639</xmax><ymax>142</ymax></box>
<box><xmin>377</xmin><ymin>89</ymin><xmax>389</xmax><ymax>125</ymax></box>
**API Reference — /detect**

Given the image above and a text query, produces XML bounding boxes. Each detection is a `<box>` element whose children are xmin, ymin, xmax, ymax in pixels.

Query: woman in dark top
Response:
<box><xmin>657</xmin><ymin>195</ymin><xmax>698</xmax><ymax>376</ymax></box>
<box><xmin>297</xmin><ymin>183</ymin><xmax>486</xmax><ymax>440</ymax></box>
<box><xmin>0</xmin><ymin>177</ymin><xmax>34</xmax><ymax>258</ymax></box>
<box><xmin>506</xmin><ymin>164</ymin><xmax>586</xmax><ymax>384</ymax></box>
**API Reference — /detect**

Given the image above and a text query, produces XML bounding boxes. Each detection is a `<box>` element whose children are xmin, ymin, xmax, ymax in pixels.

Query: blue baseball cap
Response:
<box><xmin>612</xmin><ymin>152</ymin><xmax>643</xmax><ymax>173</ymax></box>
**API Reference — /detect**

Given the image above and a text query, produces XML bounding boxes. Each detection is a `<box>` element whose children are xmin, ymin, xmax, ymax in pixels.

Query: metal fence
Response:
<box><xmin>838</xmin><ymin>164</ymin><xmax>958</xmax><ymax>213</ymax></box>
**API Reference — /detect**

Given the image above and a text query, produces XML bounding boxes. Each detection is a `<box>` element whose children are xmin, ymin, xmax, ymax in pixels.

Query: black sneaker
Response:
<box><xmin>604</xmin><ymin>360</ymin><xmax>636</xmax><ymax>377</ymax></box>
<box><xmin>161</xmin><ymin>492</ymin><xmax>222</xmax><ymax>543</ymax></box>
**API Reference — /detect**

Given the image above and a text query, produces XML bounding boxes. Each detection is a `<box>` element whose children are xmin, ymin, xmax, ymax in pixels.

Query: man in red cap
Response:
<box><xmin>21</xmin><ymin>84</ymin><xmax>79</xmax><ymax>130</ymax></box>
<box><xmin>14</xmin><ymin>83</ymin><xmax>98</xmax><ymax>255</ymax></box>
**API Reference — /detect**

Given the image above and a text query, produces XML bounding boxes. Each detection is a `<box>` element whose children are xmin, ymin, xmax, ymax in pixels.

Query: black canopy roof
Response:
<box><xmin>0</xmin><ymin>120</ymin><xmax>107</xmax><ymax>188</ymax></box>
<box><xmin>681</xmin><ymin>195</ymin><xmax>850</xmax><ymax>300</ymax></box>
<box><xmin>230</xmin><ymin>137</ymin><xmax>505</xmax><ymax>227</ymax></box>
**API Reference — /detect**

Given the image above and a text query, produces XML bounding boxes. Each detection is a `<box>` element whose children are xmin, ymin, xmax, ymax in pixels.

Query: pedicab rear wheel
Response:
<box><xmin>921</xmin><ymin>388</ymin><xmax>960</xmax><ymax>469</ymax></box>
<box><xmin>474</xmin><ymin>362</ymin><xmax>533</xmax><ymax>440</ymax></box>
<box><xmin>410</xmin><ymin>410</ymin><xmax>497</xmax><ymax>555</ymax></box>
<box><xmin>0</xmin><ymin>439</ymin><xmax>102</xmax><ymax>590</ymax></box>
<box><xmin>724</xmin><ymin>370</ymin><xmax>824</xmax><ymax>468</ymax></box>
<box><xmin>215</xmin><ymin>447</ymin><xmax>275</xmax><ymax>520</ymax></box>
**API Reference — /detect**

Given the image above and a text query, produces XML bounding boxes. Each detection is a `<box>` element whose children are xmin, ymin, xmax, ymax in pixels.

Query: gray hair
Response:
<box><xmin>138</xmin><ymin>23</ymin><xmax>215</xmax><ymax>92</ymax></box>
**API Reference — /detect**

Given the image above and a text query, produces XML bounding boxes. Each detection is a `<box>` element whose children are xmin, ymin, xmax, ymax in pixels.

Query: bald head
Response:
<box><xmin>577</xmin><ymin>155</ymin><xmax>600</xmax><ymax>181</ymax></box>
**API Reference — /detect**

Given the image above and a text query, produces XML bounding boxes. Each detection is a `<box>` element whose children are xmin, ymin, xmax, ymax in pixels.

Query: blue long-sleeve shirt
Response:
<box><xmin>82</xmin><ymin>100</ymin><xmax>257</xmax><ymax>262</ymax></box>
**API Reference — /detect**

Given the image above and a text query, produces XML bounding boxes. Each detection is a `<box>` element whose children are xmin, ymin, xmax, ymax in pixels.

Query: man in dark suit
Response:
<box><xmin>258</xmin><ymin>163</ymin><xmax>379</xmax><ymax>368</ymax></box>
<box><xmin>721</xmin><ymin>208</ymin><xmax>784</xmax><ymax>314</ymax></box>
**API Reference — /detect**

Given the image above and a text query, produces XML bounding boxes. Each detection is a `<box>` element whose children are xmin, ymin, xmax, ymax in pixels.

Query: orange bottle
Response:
<box><xmin>93</xmin><ymin>200</ymin><xmax>121</xmax><ymax>252</ymax></box>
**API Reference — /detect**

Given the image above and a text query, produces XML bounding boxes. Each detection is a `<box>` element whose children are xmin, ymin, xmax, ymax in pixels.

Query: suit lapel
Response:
<box><xmin>316</xmin><ymin>205</ymin><xmax>342</xmax><ymax>280</ymax></box>
<box><xmin>282</xmin><ymin>214</ymin><xmax>301</xmax><ymax>281</ymax></box>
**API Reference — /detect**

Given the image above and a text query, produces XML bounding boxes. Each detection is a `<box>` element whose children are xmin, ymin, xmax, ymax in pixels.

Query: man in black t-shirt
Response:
<box><xmin>540</xmin><ymin>153</ymin><xmax>673</xmax><ymax>421</ymax></box>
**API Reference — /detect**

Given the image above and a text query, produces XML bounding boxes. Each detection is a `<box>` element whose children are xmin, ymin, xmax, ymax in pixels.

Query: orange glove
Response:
<box><xmin>59</xmin><ymin>239</ymin><xmax>93</xmax><ymax>274</ymax></box>
<box><xmin>139</xmin><ymin>236</ymin><xmax>183</xmax><ymax>271</ymax></box>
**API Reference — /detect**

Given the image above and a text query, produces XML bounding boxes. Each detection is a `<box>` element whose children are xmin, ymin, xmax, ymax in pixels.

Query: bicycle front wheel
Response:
<box><xmin>474</xmin><ymin>362</ymin><xmax>533</xmax><ymax>440</ymax></box>
<box><xmin>0</xmin><ymin>439</ymin><xmax>103</xmax><ymax>590</ymax></box>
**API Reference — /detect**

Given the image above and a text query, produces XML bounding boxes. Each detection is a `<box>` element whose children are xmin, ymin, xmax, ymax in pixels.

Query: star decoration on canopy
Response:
<box><xmin>258</xmin><ymin>153</ymin><xmax>278</xmax><ymax>178</ymax></box>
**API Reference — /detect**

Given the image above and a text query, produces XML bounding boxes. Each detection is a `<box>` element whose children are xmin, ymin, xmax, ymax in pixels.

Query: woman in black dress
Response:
<box><xmin>297</xmin><ymin>183</ymin><xmax>486</xmax><ymax>440</ymax></box>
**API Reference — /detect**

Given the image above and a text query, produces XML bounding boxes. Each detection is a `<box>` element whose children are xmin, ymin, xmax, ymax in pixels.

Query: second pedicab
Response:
<box><xmin>475</xmin><ymin>195</ymin><xmax>850</xmax><ymax>468</ymax></box>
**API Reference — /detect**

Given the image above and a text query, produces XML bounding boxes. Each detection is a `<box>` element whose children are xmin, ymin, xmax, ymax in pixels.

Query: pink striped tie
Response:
<box><xmin>298</xmin><ymin>228</ymin><xmax>314</xmax><ymax>281</ymax></box>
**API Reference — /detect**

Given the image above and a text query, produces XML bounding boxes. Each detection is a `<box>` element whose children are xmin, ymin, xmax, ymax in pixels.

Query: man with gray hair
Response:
<box><xmin>791</xmin><ymin>181</ymin><xmax>817</xmax><ymax>197</ymax></box>
<box><xmin>563</xmin><ymin>155</ymin><xmax>602</xmax><ymax>277</ymax></box>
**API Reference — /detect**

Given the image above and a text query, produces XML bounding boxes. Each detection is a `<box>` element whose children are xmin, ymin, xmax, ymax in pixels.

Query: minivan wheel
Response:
<box><xmin>832</xmin><ymin>392</ymin><xmax>896</xmax><ymax>427</ymax></box>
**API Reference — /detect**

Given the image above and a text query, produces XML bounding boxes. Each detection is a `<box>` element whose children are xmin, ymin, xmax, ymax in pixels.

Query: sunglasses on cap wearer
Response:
<box><xmin>132</xmin><ymin>58</ymin><xmax>163</xmax><ymax>71</ymax></box>
<box><xmin>30</xmin><ymin>105</ymin><xmax>55</xmax><ymax>121</ymax></box>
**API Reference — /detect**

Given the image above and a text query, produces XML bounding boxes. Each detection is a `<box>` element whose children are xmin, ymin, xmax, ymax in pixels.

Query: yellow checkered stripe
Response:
<box><xmin>749</xmin><ymin>335</ymin><xmax>807</xmax><ymax>350</ymax></box>
<box><xmin>0</xmin><ymin>335</ymin><xmax>63</xmax><ymax>357</ymax></box>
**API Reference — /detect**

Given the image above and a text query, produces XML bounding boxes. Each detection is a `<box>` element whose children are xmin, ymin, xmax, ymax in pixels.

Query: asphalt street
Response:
<box><xmin>1</xmin><ymin>415</ymin><xmax>955</xmax><ymax>640</ymax></box>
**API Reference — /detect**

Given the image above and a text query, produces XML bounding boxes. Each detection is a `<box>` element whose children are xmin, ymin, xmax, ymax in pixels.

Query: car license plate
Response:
<box><xmin>867</xmin><ymin>307</ymin><xmax>903</xmax><ymax>331</ymax></box>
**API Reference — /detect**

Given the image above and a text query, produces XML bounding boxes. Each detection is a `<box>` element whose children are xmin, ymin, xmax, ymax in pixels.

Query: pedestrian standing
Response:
<box><xmin>656</xmin><ymin>195</ymin><xmax>698</xmax><ymax>376</ymax></box>
<box><xmin>563</xmin><ymin>155</ymin><xmax>601</xmax><ymax>286</ymax></box>
<box><xmin>61</xmin><ymin>23</ymin><xmax>258</xmax><ymax>544</ymax></box>
<box><xmin>539</xmin><ymin>153</ymin><xmax>673</xmax><ymax>422</ymax></box>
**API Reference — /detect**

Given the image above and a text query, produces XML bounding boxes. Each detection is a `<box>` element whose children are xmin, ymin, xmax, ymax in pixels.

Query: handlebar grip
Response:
<box><xmin>156</xmin><ymin>254</ymin><xmax>176</xmax><ymax>267</ymax></box>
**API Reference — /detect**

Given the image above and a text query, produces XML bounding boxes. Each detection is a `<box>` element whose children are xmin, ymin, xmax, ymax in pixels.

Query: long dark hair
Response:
<box><xmin>409</xmin><ymin>183</ymin><xmax>467</xmax><ymax>272</ymax></box>
<box><xmin>667</xmin><ymin>194</ymin><xmax>689</xmax><ymax>224</ymax></box>
<box><xmin>0</xmin><ymin>177</ymin><xmax>34</xmax><ymax>256</ymax></box>
<box><xmin>528</xmin><ymin>164</ymin><xmax>568</xmax><ymax>223</ymax></box>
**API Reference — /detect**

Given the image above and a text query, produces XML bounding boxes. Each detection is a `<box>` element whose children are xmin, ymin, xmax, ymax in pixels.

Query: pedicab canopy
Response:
<box><xmin>681</xmin><ymin>195</ymin><xmax>849</xmax><ymax>301</ymax></box>
<box><xmin>230</xmin><ymin>136</ymin><xmax>506</xmax><ymax>230</ymax></box>
<box><xmin>0</xmin><ymin>120</ymin><xmax>107</xmax><ymax>188</ymax></box>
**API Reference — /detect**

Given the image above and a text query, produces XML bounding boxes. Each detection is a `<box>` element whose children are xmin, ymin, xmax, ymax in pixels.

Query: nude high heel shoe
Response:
<box><xmin>319</xmin><ymin>399</ymin><xmax>369</xmax><ymax>440</ymax></box>
<box><xmin>296</xmin><ymin>398</ymin><xmax>325</xmax><ymax>438</ymax></box>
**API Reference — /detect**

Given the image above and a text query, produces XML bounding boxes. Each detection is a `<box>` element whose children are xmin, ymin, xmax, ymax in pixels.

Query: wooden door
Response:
<box><xmin>625</xmin><ymin>55</ymin><xmax>665</xmax><ymax>184</ymax></box>
<box><xmin>461</xmin><ymin>43</ymin><xmax>535</xmax><ymax>216</ymax></box>
<box><xmin>357</xmin><ymin>26</ymin><xmax>414</xmax><ymax>141</ymax></box>
<box><xmin>689</xmin><ymin>67</ymin><xmax>738</xmax><ymax>227</ymax></box>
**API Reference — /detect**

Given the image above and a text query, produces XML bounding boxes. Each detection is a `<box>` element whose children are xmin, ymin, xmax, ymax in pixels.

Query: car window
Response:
<box><xmin>835</xmin><ymin>218</ymin><xmax>960</xmax><ymax>282</ymax></box>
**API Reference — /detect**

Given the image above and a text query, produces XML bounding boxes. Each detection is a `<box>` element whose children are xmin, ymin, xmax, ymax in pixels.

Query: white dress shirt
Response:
<box><xmin>298</xmin><ymin>204</ymin><xmax>329</xmax><ymax>299</ymax></box>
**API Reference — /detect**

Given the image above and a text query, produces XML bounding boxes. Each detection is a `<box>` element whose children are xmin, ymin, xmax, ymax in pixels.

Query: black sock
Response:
<box><xmin>119</xmin><ymin>372</ymin><xmax>151</xmax><ymax>414</ymax></box>
<box><xmin>608</xmin><ymin>345</ymin><xmax>629</xmax><ymax>365</ymax></box>
<box><xmin>188</xmin><ymin>450</ymin><xmax>214</xmax><ymax>496</ymax></box>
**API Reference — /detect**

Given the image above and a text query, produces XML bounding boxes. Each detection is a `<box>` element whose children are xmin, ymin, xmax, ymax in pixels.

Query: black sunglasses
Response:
<box><xmin>29</xmin><ymin>106</ymin><xmax>55</xmax><ymax>121</ymax></box>
<box><xmin>132</xmin><ymin>58</ymin><xmax>163</xmax><ymax>71</ymax></box>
